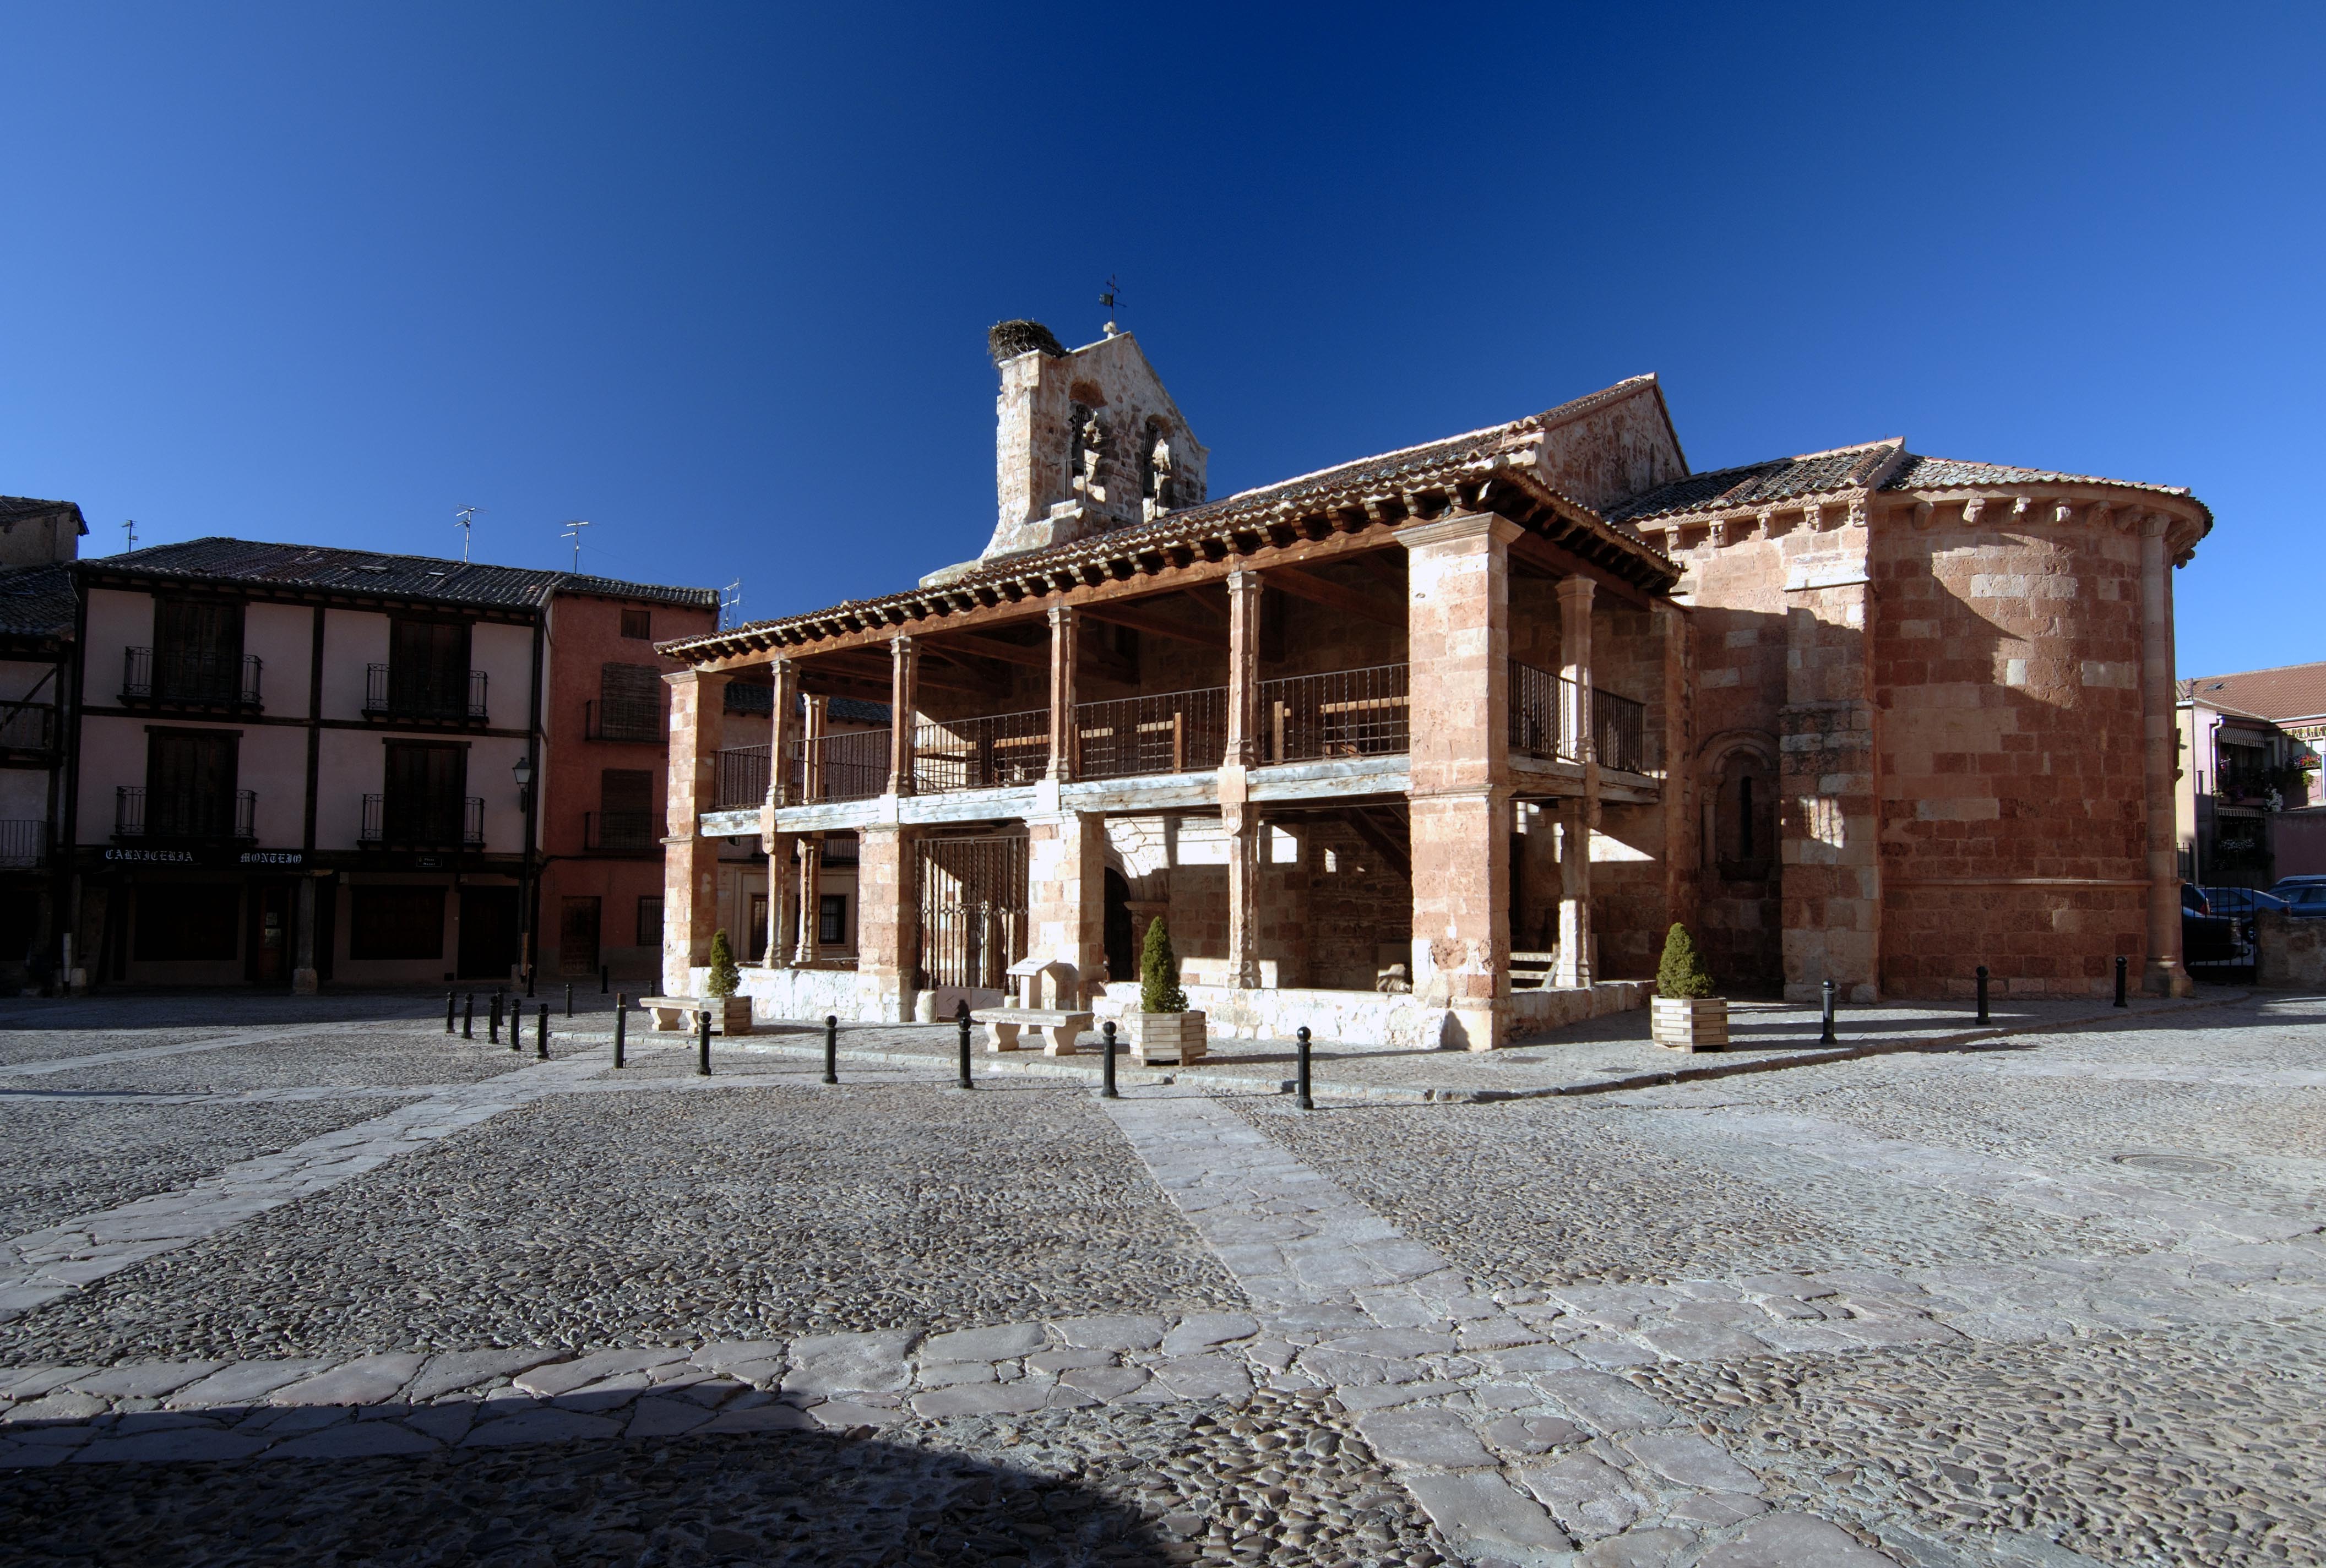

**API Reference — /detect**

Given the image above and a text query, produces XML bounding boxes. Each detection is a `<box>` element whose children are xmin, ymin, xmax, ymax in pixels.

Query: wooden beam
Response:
<box><xmin>807</xmin><ymin>652</ymin><xmax>993</xmax><ymax>699</ymax></box>
<box><xmin>922</xmin><ymin>630</ymin><xmax>1048</xmax><ymax>669</ymax></box>
<box><xmin>1175</xmin><ymin>587</ymin><xmax>1229</xmax><ymax>625</ymax></box>
<box><xmin>1262</xmin><ymin>566</ymin><xmax>1404</xmax><ymax>628</ymax></box>
<box><xmin>1506</xmin><ymin>531</ymin><xmax>1657</xmax><ymax>611</ymax></box>
<box><xmin>1349</xmin><ymin>551</ymin><xmax>1407</xmax><ymax>590</ymax></box>
<box><xmin>1338</xmin><ymin>807</ymin><xmax>1411</xmax><ymax>880</ymax></box>
<box><xmin>1081</xmin><ymin>603</ymin><xmax>1220</xmax><ymax>649</ymax></box>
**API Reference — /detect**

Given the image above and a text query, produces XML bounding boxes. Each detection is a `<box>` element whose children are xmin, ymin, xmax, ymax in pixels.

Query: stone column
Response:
<box><xmin>856</xmin><ymin>824</ymin><xmax>917</xmax><ymax>1021</ymax></box>
<box><xmin>1398</xmin><ymin>513</ymin><xmax>1517</xmax><ymax>1051</ymax></box>
<box><xmin>802</xmin><ymin>695</ymin><xmax>828</xmax><ymax>804</ymax></box>
<box><xmin>1224</xmin><ymin>569</ymin><xmax>1263</xmax><ymax>766</ymax></box>
<box><xmin>763</xmin><ymin>831</ymin><xmax>795</xmax><ymax>967</ymax></box>
<box><xmin>769</xmin><ymin>658</ymin><xmax>799</xmax><ymax>805</ymax></box>
<box><xmin>291</xmin><ymin>876</ymin><xmax>318</xmax><ymax>995</ymax></box>
<box><xmin>887</xmin><ymin>636</ymin><xmax>918</xmax><ymax>797</ymax></box>
<box><xmin>794</xmin><ymin>836</ymin><xmax>823</xmax><ymax>965</ymax></box>
<box><xmin>2140</xmin><ymin>516</ymin><xmax>2193</xmax><ymax>996</ymax></box>
<box><xmin>1224</xmin><ymin>798</ymin><xmax>1262</xmax><ymax>989</ymax></box>
<box><xmin>1028</xmin><ymin>811</ymin><xmax>1105</xmax><ymax>998</ymax></box>
<box><xmin>1555</xmin><ymin>576</ymin><xmax>1598</xmax><ymax>988</ymax></box>
<box><xmin>1047</xmin><ymin>606</ymin><xmax>1078</xmax><ymax>782</ymax></box>
<box><xmin>661</xmin><ymin>668</ymin><xmax>730</xmax><ymax>995</ymax></box>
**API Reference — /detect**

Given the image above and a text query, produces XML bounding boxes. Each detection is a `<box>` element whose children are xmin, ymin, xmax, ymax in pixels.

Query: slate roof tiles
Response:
<box><xmin>83</xmin><ymin>537</ymin><xmax>716</xmax><ymax>611</ymax></box>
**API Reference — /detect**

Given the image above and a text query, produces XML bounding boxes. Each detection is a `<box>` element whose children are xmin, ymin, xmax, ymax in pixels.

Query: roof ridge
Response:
<box><xmin>2183</xmin><ymin>658</ymin><xmax>2326</xmax><ymax>683</ymax></box>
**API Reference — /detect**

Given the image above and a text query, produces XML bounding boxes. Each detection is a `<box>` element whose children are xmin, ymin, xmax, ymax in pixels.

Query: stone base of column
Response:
<box><xmin>2145</xmin><ymin>959</ymin><xmax>2194</xmax><ymax>998</ymax></box>
<box><xmin>290</xmin><ymin>968</ymin><xmax>318</xmax><ymax>996</ymax></box>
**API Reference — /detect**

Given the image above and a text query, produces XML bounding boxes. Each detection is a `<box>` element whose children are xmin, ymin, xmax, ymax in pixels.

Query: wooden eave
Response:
<box><xmin>72</xmin><ymin>564</ymin><xmax>545</xmax><ymax>625</ymax></box>
<box><xmin>663</xmin><ymin>460</ymin><xmax>1681</xmax><ymax>673</ymax></box>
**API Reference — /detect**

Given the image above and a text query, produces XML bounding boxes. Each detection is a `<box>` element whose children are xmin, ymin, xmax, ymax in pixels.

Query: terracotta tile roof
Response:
<box><xmin>666</xmin><ymin>383</ymin><xmax>1680</xmax><ymax>662</ymax></box>
<box><xmin>79</xmin><ymin>537</ymin><xmax>717</xmax><ymax>611</ymax></box>
<box><xmin>2182</xmin><ymin>662</ymin><xmax>2326</xmax><ymax>725</ymax></box>
<box><xmin>0</xmin><ymin>562</ymin><xmax>77</xmax><ymax>639</ymax></box>
<box><xmin>1606</xmin><ymin>443</ymin><xmax>2205</xmax><ymax>525</ymax></box>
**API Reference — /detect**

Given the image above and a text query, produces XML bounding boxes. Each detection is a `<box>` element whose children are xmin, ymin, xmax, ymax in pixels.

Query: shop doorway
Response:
<box><xmin>457</xmin><ymin>887</ymin><xmax>520</xmax><ymax>979</ymax></box>
<box><xmin>247</xmin><ymin>881</ymin><xmax>294</xmax><ymax>985</ymax></box>
<box><xmin>559</xmin><ymin>896</ymin><xmax>602</xmax><ymax>977</ymax></box>
<box><xmin>1103</xmin><ymin>869</ymin><xmax>1134</xmax><ymax>987</ymax></box>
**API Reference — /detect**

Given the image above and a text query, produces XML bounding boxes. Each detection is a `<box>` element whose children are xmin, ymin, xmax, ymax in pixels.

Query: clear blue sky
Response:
<box><xmin>3</xmin><ymin>3</ymin><xmax>2319</xmax><ymax>677</ymax></box>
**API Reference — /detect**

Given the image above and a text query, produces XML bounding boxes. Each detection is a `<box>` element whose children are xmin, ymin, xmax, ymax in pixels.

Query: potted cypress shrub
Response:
<box><xmin>1125</xmin><ymin>917</ymin><xmax>1206</xmax><ymax>1064</ymax></box>
<box><xmin>1651</xmin><ymin>923</ymin><xmax>1726</xmax><ymax>1052</ymax></box>
<box><xmin>704</xmin><ymin>928</ymin><xmax>754</xmax><ymax>1035</ymax></box>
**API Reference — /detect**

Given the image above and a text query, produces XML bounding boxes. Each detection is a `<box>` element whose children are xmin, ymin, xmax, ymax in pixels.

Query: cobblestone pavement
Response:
<box><xmin>0</xmin><ymin>989</ymin><xmax>2319</xmax><ymax>1566</ymax></box>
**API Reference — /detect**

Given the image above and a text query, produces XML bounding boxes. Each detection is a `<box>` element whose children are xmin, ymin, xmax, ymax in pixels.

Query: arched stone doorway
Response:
<box><xmin>1103</xmin><ymin>869</ymin><xmax>1135</xmax><ymax>986</ymax></box>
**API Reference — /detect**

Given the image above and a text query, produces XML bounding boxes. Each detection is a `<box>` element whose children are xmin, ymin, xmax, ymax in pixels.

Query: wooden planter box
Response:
<box><xmin>710</xmin><ymin>995</ymin><xmax>754</xmax><ymax>1036</ymax></box>
<box><xmin>1651</xmin><ymin>995</ymin><xmax>1727</xmax><ymax>1052</ymax></box>
<box><xmin>1125</xmin><ymin>1010</ymin><xmax>1207</xmax><ymax>1065</ymax></box>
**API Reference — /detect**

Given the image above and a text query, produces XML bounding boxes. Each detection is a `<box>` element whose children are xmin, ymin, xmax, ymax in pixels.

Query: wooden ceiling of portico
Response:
<box><xmin>673</xmin><ymin>473</ymin><xmax>1675</xmax><ymax>676</ymax></box>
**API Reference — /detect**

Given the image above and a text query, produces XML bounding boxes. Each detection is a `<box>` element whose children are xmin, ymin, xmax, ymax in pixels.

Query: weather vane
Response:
<box><xmin>561</xmin><ymin>519</ymin><xmax>592</xmax><ymax>571</ymax></box>
<box><xmin>1100</xmin><ymin>275</ymin><xmax>1122</xmax><ymax>336</ymax></box>
<box><xmin>453</xmin><ymin>505</ymin><xmax>483</xmax><ymax>562</ymax></box>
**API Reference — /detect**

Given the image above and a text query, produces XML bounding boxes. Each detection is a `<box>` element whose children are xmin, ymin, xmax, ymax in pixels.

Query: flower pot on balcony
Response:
<box><xmin>1126</xmin><ymin>1010</ymin><xmax>1207</xmax><ymax>1065</ymax></box>
<box><xmin>1650</xmin><ymin>995</ymin><xmax>1727</xmax><ymax>1052</ymax></box>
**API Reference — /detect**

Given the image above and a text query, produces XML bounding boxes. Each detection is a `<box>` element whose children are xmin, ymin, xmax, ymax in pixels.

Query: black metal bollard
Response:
<box><xmin>612</xmin><ymin>994</ymin><xmax>627</xmax><ymax>1069</ymax></box>
<box><xmin>507</xmin><ymin>999</ymin><xmax>521</xmax><ymax>1052</ymax></box>
<box><xmin>823</xmin><ymin>1015</ymin><xmax>839</xmax><ymax>1085</ymax></box>
<box><xmin>2115</xmin><ymin>954</ymin><xmax>2128</xmax><ymax>1008</ymax></box>
<box><xmin>535</xmin><ymin>1004</ymin><xmax>549</xmax><ymax>1060</ymax></box>
<box><xmin>445</xmin><ymin>991</ymin><xmax>456</xmax><ymax>1034</ymax></box>
<box><xmin>697</xmin><ymin>1007</ymin><xmax>712</xmax><ymax>1076</ymax></box>
<box><xmin>1296</xmin><ymin>1026</ymin><xmax>1314</xmax><ymax>1110</ymax></box>
<box><xmin>462</xmin><ymin>993</ymin><xmax>474</xmax><ymax>1040</ymax></box>
<box><xmin>489</xmin><ymin>992</ymin><xmax>502</xmax><ymax>1044</ymax></box>
<box><xmin>1819</xmin><ymin>978</ymin><xmax>1838</xmax><ymax>1044</ymax></box>
<box><xmin>565</xmin><ymin>982</ymin><xmax>574</xmax><ymax>1018</ymax></box>
<box><xmin>955</xmin><ymin>999</ymin><xmax>973</xmax><ymax>1090</ymax></box>
<box><xmin>526</xmin><ymin>968</ymin><xmax>536</xmax><ymax>998</ymax></box>
<box><xmin>1101</xmin><ymin>1020</ymin><xmax>1118</xmax><ymax>1099</ymax></box>
<box><xmin>1976</xmin><ymin>965</ymin><xmax>1990</xmax><ymax>1025</ymax></box>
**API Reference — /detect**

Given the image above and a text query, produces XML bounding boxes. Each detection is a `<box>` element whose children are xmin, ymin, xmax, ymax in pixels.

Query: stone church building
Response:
<box><xmin>657</xmin><ymin>323</ymin><xmax>2210</xmax><ymax>1048</ymax></box>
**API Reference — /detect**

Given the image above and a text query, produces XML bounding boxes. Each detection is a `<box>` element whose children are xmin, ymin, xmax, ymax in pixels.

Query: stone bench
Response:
<box><xmin>970</xmin><ymin>1008</ymin><xmax>1093</xmax><ymax>1056</ymax></box>
<box><xmin>637</xmin><ymin>996</ymin><xmax>754</xmax><ymax>1035</ymax></box>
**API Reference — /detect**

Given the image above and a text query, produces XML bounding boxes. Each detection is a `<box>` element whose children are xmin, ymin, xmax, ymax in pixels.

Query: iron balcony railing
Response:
<box><xmin>785</xmin><ymin>730</ymin><xmax>889</xmax><ymax>805</ymax></box>
<box><xmin>586</xmin><ymin>695</ymin><xmax>666</xmax><ymax>743</ymax></box>
<box><xmin>0</xmin><ymin>704</ymin><xmax>56</xmax><ymax>752</ymax></box>
<box><xmin>0</xmin><ymin>819</ymin><xmax>46</xmax><ymax>867</ymax></box>
<box><xmin>1508</xmin><ymin>661</ymin><xmax>1584</xmax><ymax>762</ymax></box>
<box><xmin>365</xmin><ymin>665</ymin><xmax>487</xmax><ymax>722</ymax></box>
<box><xmin>585</xmin><ymin>809</ymin><xmax>659</xmax><ymax>851</ymax></box>
<box><xmin>123</xmin><ymin>648</ymin><xmax>262</xmax><ymax>707</ymax></box>
<box><xmin>360</xmin><ymin>793</ymin><xmax>485</xmax><ymax>848</ymax></box>
<box><xmin>914</xmin><ymin>707</ymin><xmax>1050</xmax><ymax>794</ymax></box>
<box><xmin>1261</xmin><ymin>663</ymin><xmax>1410</xmax><ymax>764</ymax></box>
<box><xmin>1075</xmin><ymin>687</ymin><xmax>1230</xmax><ymax>782</ymax></box>
<box><xmin>1594</xmin><ymin>688</ymin><xmax>1651</xmax><ymax>774</ymax></box>
<box><xmin>116</xmin><ymin>786</ymin><xmax>257</xmax><ymax>841</ymax></box>
<box><xmin>715</xmin><ymin>743</ymin><xmax>772</xmax><ymax>810</ymax></box>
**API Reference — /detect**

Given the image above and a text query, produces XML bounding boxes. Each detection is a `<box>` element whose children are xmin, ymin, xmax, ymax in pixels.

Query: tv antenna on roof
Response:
<box><xmin>561</xmin><ymin>519</ymin><xmax>592</xmax><ymax>572</ymax></box>
<box><xmin>720</xmin><ymin>579</ymin><xmax>743</xmax><ymax>630</ymax></box>
<box><xmin>120</xmin><ymin>519</ymin><xmax>138</xmax><ymax>554</ymax></box>
<box><xmin>453</xmin><ymin>505</ymin><xmax>484</xmax><ymax>562</ymax></box>
<box><xmin>1100</xmin><ymin>275</ymin><xmax>1122</xmax><ymax>337</ymax></box>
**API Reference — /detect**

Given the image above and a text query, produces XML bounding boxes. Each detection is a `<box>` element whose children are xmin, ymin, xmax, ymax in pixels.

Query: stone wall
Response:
<box><xmin>2256</xmin><ymin>911</ymin><xmax>2326</xmax><ymax>989</ymax></box>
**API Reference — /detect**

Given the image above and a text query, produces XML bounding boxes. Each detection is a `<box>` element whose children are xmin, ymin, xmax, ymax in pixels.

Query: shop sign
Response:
<box><xmin>102</xmin><ymin>847</ymin><xmax>308</xmax><ymax>868</ymax></box>
<box><xmin>239</xmin><ymin>851</ymin><xmax>305</xmax><ymax>866</ymax></box>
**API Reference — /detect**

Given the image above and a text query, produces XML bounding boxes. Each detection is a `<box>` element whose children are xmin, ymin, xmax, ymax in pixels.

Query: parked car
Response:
<box><xmin>2182</xmin><ymin>883</ymin><xmax>2238</xmax><ymax>965</ymax></box>
<box><xmin>2268</xmin><ymin>874</ymin><xmax>2326</xmax><ymax>900</ymax></box>
<box><xmin>2285</xmin><ymin>886</ymin><xmax>2326</xmax><ymax>918</ymax></box>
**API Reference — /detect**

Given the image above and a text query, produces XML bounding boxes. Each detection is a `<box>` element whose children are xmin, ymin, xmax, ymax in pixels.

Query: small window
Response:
<box><xmin>621</xmin><ymin>608</ymin><xmax>652</xmax><ymax>640</ymax></box>
<box><xmin>818</xmin><ymin>894</ymin><xmax>847</xmax><ymax>947</ymax></box>
<box><xmin>636</xmin><ymin>895</ymin><xmax>665</xmax><ymax>947</ymax></box>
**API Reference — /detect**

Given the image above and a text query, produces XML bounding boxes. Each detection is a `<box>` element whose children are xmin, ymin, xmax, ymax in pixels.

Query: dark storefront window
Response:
<box><xmin>350</xmin><ymin>886</ymin><xmax>446</xmax><ymax>960</ymax></box>
<box><xmin>135</xmin><ymin>884</ymin><xmax>241</xmax><ymax>961</ymax></box>
<box><xmin>819</xmin><ymin>894</ymin><xmax>847</xmax><ymax>948</ymax></box>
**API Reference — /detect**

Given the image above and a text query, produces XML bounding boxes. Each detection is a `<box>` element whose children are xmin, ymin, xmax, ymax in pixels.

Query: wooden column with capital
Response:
<box><xmin>769</xmin><ymin>657</ymin><xmax>800</xmax><ymax>807</ymax></box>
<box><xmin>1224</xmin><ymin>569</ymin><xmax>1263</xmax><ymax>767</ymax></box>
<box><xmin>794</xmin><ymin>836</ymin><xmax>823</xmax><ymax>966</ymax></box>
<box><xmin>1398</xmin><ymin>513</ymin><xmax>1517</xmax><ymax>1050</ymax></box>
<box><xmin>1047</xmin><ymin>605</ymin><xmax>1078</xmax><ymax>782</ymax></box>
<box><xmin>1222</xmin><ymin>568</ymin><xmax>1264</xmax><ymax>987</ymax></box>
<box><xmin>661</xmin><ymin>667</ymin><xmax>731</xmax><ymax>996</ymax></box>
<box><xmin>801</xmin><ymin>695</ymin><xmax>828</xmax><ymax>805</ymax></box>
<box><xmin>887</xmin><ymin>635</ymin><xmax>918</xmax><ymax>797</ymax></box>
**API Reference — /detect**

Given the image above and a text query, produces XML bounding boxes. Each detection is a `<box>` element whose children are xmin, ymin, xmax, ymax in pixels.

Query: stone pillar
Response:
<box><xmin>1224</xmin><ymin>569</ymin><xmax>1263</xmax><ymax>766</ymax></box>
<box><xmin>802</xmin><ymin>695</ymin><xmax>828</xmax><ymax>804</ymax></box>
<box><xmin>2140</xmin><ymin>516</ymin><xmax>2193</xmax><ymax>996</ymax></box>
<box><xmin>856</xmin><ymin>824</ymin><xmax>917</xmax><ymax>1021</ymax></box>
<box><xmin>1398</xmin><ymin>513</ymin><xmax>1517</xmax><ymax>1050</ymax></box>
<box><xmin>1224</xmin><ymin>801</ymin><xmax>1262</xmax><ymax>989</ymax></box>
<box><xmin>661</xmin><ymin>668</ymin><xmax>730</xmax><ymax>995</ymax></box>
<box><xmin>1555</xmin><ymin>577</ymin><xmax>1597</xmax><ymax>988</ymax></box>
<box><xmin>769</xmin><ymin>658</ymin><xmax>799</xmax><ymax>805</ymax></box>
<box><xmin>1028</xmin><ymin>811</ymin><xmax>1106</xmax><ymax>998</ymax></box>
<box><xmin>794</xmin><ymin>836</ymin><xmax>823</xmax><ymax>965</ymax></box>
<box><xmin>888</xmin><ymin>636</ymin><xmax>917</xmax><ymax>797</ymax></box>
<box><xmin>291</xmin><ymin>876</ymin><xmax>319</xmax><ymax>995</ymax></box>
<box><xmin>763</xmin><ymin>832</ymin><xmax>795</xmax><ymax>967</ymax></box>
<box><xmin>1047</xmin><ymin>606</ymin><xmax>1078</xmax><ymax>782</ymax></box>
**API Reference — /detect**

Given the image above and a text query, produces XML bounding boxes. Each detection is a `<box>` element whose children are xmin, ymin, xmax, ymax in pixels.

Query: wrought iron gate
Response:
<box><xmin>915</xmin><ymin>835</ymin><xmax>1030</xmax><ymax>990</ymax></box>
